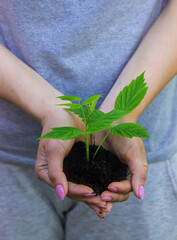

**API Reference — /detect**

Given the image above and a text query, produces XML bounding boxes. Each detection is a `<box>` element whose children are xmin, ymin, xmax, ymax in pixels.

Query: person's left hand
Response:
<box><xmin>92</xmin><ymin>118</ymin><xmax>148</xmax><ymax>214</ymax></box>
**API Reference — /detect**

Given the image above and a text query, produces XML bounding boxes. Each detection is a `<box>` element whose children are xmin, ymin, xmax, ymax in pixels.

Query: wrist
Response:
<box><xmin>39</xmin><ymin>95</ymin><xmax>71</xmax><ymax>127</ymax></box>
<box><xmin>119</xmin><ymin>113</ymin><xmax>138</xmax><ymax>124</ymax></box>
<box><xmin>32</xmin><ymin>88</ymin><xmax>61</xmax><ymax>124</ymax></box>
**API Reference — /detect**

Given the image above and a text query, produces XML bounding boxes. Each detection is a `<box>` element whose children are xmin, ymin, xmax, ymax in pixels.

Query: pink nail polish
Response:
<box><xmin>104</xmin><ymin>210</ymin><xmax>110</xmax><ymax>214</ymax></box>
<box><xmin>97</xmin><ymin>204</ymin><xmax>107</xmax><ymax>208</ymax></box>
<box><xmin>94</xmin><ymin>210</ymin><xmax>102</xmax><ymax>215</ymax></box>
<box><xmin>108</xmin><ymin>186</ymin><xmax>118</xmax><ymax>192</ymax></box>
<box><xmin>139</xmin><ymin>185</ymin><xmax>145</xmax><ymax>201</ymax></box>
<box><xmin>101</xmin><ymin>197</ymin><xmax>112</xmax><ymax>201</ymax></box>
<box><xmin>56</xmin><ymin>185</ymin><xmax>65</xmax><ymax>201</ymax></box>
<box><xmin>84</xmin><ymin>193</ymin><xmax>96</xmax><ymax>197</ymax></box>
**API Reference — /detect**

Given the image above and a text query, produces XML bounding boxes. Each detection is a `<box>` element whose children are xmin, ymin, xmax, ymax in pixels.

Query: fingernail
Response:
<box><xmin>94</xmin><ymin>210</ymin><xmax>102</xmax><ymax>215</ymax></box>
<box><xmin>84</xmin><ymin>193</ymin><xmax>96</xmax><ymax>197</ymax></box>
<box><xmin>97</xmin><ymin>204</ymin><xmax>107</xmax><ymax>208</ymax></box>
<box><xmin>95</xmin><ymin>211</ymin><xmax>104</xmax><ymax>220</ymax></box>
<box><xmin>139</xmin><ymin>185</ymin><xmax>145</xmax><ymax>201</ymax></box>
<box><xmin>101</xmin><ymin>197</ymin><xmax>112</xmax><ymax>201</ymax></box>
<box><xmin>108</xmin><ymin>186</ymin><xmax>118</xmax><ymax>192</ymax></box>
<box><xmin>104</xmin><ymin>210</ymin><xmax>110</xmax><ymax>214</ymax></box>
<box><xmin>56</xmin><ymin>185</ymin><xmax>65</xmax><ymax>201</ymax></box>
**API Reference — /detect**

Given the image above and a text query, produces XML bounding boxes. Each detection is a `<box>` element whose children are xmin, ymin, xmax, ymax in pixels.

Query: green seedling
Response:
<box><xmin>39</xmin><ymin>72</ymin><xmax>150</xmax><ymax>161</ymax></box>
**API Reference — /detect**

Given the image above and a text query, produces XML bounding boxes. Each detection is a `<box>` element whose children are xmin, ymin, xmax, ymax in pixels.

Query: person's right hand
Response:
<box><xmin>35</xmin><ymin>106</ymin><xmax>110</xmax><ymax>219</ymax></box>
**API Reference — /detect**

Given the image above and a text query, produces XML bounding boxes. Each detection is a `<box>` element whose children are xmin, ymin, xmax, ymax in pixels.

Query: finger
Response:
<box><xmin>67</xmin><ymin>182</ymin><xmax>108</xmax><ymax>207</ymax></box>
<box><xmin>70</xmin><ymin>194</ymin><xmax>107</xmax><ymax>207</ymax></box>
<box><xmin>85</xmin><ymin>203</ymin><xmax>106</xmax><ymax>220</ymax></box>
<box><xmin>108</xmin><ymin>180</ymin><xmax>132</xmax><ymax>194</ymax></box>
<box><xmin>101</xmin><ymin>190</ymin><xmax>131</xmax><ymax>202</ymax></box>
<box><xmin>128</xmin><ymin>153</ymin><xmax>148</xmax><ymax>201</ymax></box>
<box><xmin>86</xmin><ymin>203</ymin><xmax>102</xmax><ymax>213</ymax></box>
<box><xmin>35</xmin><ymin>163</ymin><xmax>54</xmax><ymax>189</ymax></box>
<box><xmin>101</xmin><ymin>202</ymin><xmax>114</xmax><ymax>214</ymax></box>
<box><xmin>83</xmin><ymin>195</ymin><xmax>107</xmax><ymax>206</ymax></box>
<box><xmin>46</xmin><ymin>139</ymin><xmax>73</xmax><ymax>200</ymax></box>
<box><xmin>35</xmin><ymin>141</ymin><xmax>54</xmax><ymax>188</ymax></box>
<box><xmin>67</xmin><ymin>182</ymin><xmax>96</xmax><ymax>199</ymax></box>
<box><xmin>95</xmin><ymin>211</ymin><xmax>106</xmax><ymax>220</ymax></box>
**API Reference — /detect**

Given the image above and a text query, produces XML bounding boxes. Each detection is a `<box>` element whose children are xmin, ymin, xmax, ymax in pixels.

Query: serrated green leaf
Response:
<box><xmin>86</xmin><ymin>110</ymin><xmax>129</xmax><ymax>134</ymax></box>
<box><xmin>66</xmin><ymin>108</ymin><xmax>105</xmax><ymax>127</ymax></box>
<box><xmin>57</xmin><ymin>103</ymin><xmax>81</xmax><ymax>109</ymax></box>
<box><xmin>66</xmin><ymin>107</ymin><xmax>89</xmax><ymax>121</ymax></box>
<box><xmin>38</xmin><ymin>127</ymin><xmax>84</xmax><ymax>140</ymax></box>
<box><xmin>57</xmin><ymin>95</ymin><xmax>81</xmax><ymax>102</ymax></box>
<box><xmin>82</xmin><ymin>95</ymin><xmax>102</xmax><ymax>111</ymax></box>
<box><xmin>87</xmin><ymin>109</ymin><xmax>105</xmax><ymax>125</ymax></box>
<box><xmin>109</xmin><ymin>123</ymin><xmax>150</xmax><ymax>138</ymax></box>
<box><xmin>114</xmin><ymin>72</ymin><xmax>148</xmax><ymax>112</ymax></box>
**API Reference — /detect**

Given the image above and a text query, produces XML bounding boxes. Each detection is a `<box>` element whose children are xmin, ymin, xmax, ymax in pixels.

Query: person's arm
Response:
<box><xmin>0</xmin><ymin>43</ymin><xmax>60</xmax><ymax>122</ymax></box>
<box><xmin>100</xmin><ymin>0</ymin><xmax>177</xmax><ymax>117</ymax></box>
<box><xmin>0</xmin><ymin>44</ymin><xmax>109</xmax><ymax>218</ymax></box>
<box><xmin>99</xmin><ymin>0</ymin><xmax>177</xmax><ymax>201</ymax></box>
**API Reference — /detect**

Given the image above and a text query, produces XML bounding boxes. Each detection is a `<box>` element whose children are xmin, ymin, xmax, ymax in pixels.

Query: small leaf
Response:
<box><xmin>82</xmin><ymin>95</ymin><xmax>102</xmax><ymax>109</ymax></box>
<box><xmin>38</xmin><ymin>127</ymin><xmax>84</xmax><ymax>140</ymax></box>
<box><xmin>86</xmin><ymin>110</ymin><xmax>129</xmax><ymax>134</ymax></box>
<box><xmin>66</xmin><ymin>107</ymin><xmax>89</xmax><ymax>121</ymax></box>
<box><xmin>109</xmin><ymin>123</ymin><xmax>150</xmax><ymax>138</ymax></box>
<box><xmin>114</xmin><ymin>72</ymin><xmax>148</xmax><ymax>112</ymax></box>
<box><xmin>57</xmin><ymin>103</ymin><xmax>81</xmax><ymax>109</ymax></box>
<box><xmin>57</xmin><ymin>95</ymin><xmax>81</xmax><ymax>102</ymax></box>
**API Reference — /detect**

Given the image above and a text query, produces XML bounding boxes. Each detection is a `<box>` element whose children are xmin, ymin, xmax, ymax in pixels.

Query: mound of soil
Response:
<box><xmin>63</xmin><ymin>141</ymin><xmax>128</xmax><ymax>195</ymax></box>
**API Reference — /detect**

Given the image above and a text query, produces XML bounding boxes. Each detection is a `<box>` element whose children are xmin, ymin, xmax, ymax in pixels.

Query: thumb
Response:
<box><xmin>129</xmin><ymin>157</ymin><xmax>148</xmax><ymax>201</ymax></box>
<box><xmin>47</xmin><ymin>139</ymin><xmax>72</xmax><ymax>200</ymax></box>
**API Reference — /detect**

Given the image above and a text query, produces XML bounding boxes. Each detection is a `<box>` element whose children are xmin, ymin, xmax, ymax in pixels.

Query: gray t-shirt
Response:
<box><xmin>0</xmin><ymin>0</ymin><xmax>176</xmax><ymax>166</ymax></box>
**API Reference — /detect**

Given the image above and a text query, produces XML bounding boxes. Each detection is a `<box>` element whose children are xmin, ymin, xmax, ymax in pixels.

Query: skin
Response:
<box><xmin>0</xmin><ymin>0</ymin><xmax>177</xmax><ymax>219</ymax></box>
<box><xmin>96</xmin><ymin>0</ymin><xmax>177</xmax><ymax>207</ymax></box>
<box><xmin>0</xmin><ymin>45</ymin><xmax>108</xmax><ymax>218</ymax></box>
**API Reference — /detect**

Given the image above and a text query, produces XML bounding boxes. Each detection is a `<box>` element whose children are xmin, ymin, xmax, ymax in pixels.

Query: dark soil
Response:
<box><xmin>63</xmin><ymin>141</ymin><xmax>128</xmax><ymax>195</ymax></box>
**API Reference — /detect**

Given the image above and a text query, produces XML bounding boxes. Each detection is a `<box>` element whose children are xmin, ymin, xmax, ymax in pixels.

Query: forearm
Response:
<box><xmin>0</xmin><ymin>44</ymin><xmax>62</xmax><ymax>123</ymax></box>
<box><xmin>100</xmin><ymin>0</ymin><xmax>177</xmax><ymax>121</ymax></box>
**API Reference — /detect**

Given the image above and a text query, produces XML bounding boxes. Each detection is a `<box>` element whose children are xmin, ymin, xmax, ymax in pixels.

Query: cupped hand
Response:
<box><xmin>35</xmin><ymin>107</ymin><xmax>108</xmax><ymax>219</ymax></box>
<box><xmin>106</xmin><ymin>131</ymin><xmax>148</xmax><ymax>201</ymax></box>
<box><xmin>92</xmin><ymin>119</ymin><xmax>148</xmax><ymax>210</ymax></box>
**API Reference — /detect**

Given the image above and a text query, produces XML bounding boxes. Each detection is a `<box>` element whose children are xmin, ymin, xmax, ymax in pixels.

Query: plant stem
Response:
<box><xmin>78</xmin><ymin>101</ymin><xmax>90</xmax><ymax>161</ymax></box>
<box><xmin>86</xmin><ymin>105</ymin><xmax>92</xmax><ymax>126</ymax></box>
<box><xmin>79</xmin><ymin>102</ymin><xmax>87</xmax><ymax>129</ymax></box>
<box><xmin>85</xmin><ymin>134</ymin><xmax>89</xmax><ymax>162</ymax></box>
<box><xmin>92</xmin><ymin>132</ymin><xmax>109</xmax><ymax>160</ymax></box>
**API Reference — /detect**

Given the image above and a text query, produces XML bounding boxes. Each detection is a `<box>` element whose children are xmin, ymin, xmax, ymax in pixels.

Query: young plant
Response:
<box><xmin>39</xmin><ymin>72</ymin><xmax>150</xmax><ymax>161</ymax></box>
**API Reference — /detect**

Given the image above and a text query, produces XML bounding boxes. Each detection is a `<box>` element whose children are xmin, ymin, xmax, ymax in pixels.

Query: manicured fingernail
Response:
<box><xmin>104</xmin><ymin>210</ymin><xmax>110</xmax><ymax>214</ymax></box>
<box><xmin>95</xmin><ymin>212</ymin><xmax>104</xmax><ymax>220</ymax></box>
<box><xmin>84</xmin><ymin>193</ymin><xmax>96</xmax><ymax>197</ymax></box>
<box><xmin>97</xmin><ymin>204</ymin><xmax>107</xmax><ymax>208</ymax></box>
<box><xmin>108</xmin><ymin>186</ymin><xmax>118</xmax><ymax>192</ymax></box>
<box><xmin>56</xmin><ymin>185</ymin><xmax>65</xmax><ymax>201</ymax></box>
<box><xmin>101</xmin><ymin>197</ymin><xmax>112</xmax><ymax>201</ymax></box>
<box><xmin>94</xmin><ymin>210</ymin><xmax>102</xmax><ymax>215</ymax></box>
<box><xmin>139</xmin><ymin>185</ymin><xmax>145</xmax><ymax>201</ymax></box>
